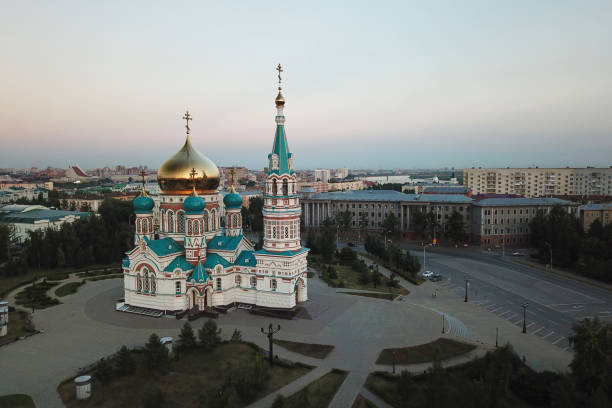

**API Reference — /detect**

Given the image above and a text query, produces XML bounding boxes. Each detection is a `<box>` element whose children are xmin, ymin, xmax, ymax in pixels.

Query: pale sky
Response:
<box><xmin>1</xmin><ymin>1</ymin><xmax>611</xmax><ymax>170</ymax></box>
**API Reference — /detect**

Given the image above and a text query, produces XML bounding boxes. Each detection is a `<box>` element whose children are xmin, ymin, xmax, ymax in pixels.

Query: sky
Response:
<box><xmin>1</xmin><ymin>0</ymin><xmax>612</xmax><ymax>171</ymax></box>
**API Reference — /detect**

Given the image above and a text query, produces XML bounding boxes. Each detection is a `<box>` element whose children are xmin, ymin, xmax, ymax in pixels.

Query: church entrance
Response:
<box><xmin>295</xmin><ymin>278</ymin><xmax>305</xmax><ymax>303</ymax></box>
<box><xmin>187</xmin><ymin>288</ymin><xmax>199</xmax><ymax>311</ymax></box>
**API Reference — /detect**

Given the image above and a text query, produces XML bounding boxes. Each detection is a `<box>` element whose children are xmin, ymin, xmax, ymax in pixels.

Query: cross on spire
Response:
<box><xmin>183</xmin><ymin>111</ymin><xmax>193</xmax><ymax>134</ymax></box>
<box><xmin>189</xmin><ymin>167</ymin><xmax>198</xmax><ymax>193</ymax></box>
<box><xmin>139</xmin><ymin>169</ymin><xmax>147</xmax><ymax>196</ymax></box>
<box><xmin>276</xmin><ymin>64</ymin><xmax>283</xmax><ymax>87</ymax></box>
<box><xmin>230</xmin><ymin>167</ymin><xmax>236</xmax><ymax>186</ymax></box>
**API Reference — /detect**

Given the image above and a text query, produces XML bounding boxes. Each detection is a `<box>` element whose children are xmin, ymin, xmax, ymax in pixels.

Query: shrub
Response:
<box><xmin>231</xmin><ymin>329</ymin><xmax>242</xmax><ymax>342</ymax></box>
<box><xmin>144</xmin><ymin>333</ymin><xmax>170</xmax><ymax>373</ymax></box>
<box><xmin>94</xmin><ymin>357</ymin><xmax>113</xmax><ymax>385</ymax></box>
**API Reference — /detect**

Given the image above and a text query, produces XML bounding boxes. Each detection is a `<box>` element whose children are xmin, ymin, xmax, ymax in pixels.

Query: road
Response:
<box><xmin>409</xmin><ymin>245</ymin><xmax>612</xmax><ymax>351</ymax></box>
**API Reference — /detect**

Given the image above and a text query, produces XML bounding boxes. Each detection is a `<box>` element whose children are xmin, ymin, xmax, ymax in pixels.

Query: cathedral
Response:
<box><xmin>121</xmin><ymin>67</ymin><xmax>308</xmax><ymax>315</ymax></box>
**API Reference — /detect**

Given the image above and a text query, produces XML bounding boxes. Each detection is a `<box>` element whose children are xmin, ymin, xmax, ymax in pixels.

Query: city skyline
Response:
<box><xmin>2</xmin><ymin>1</ymin><xmax>612</xmax><ymax>170</ymax></box>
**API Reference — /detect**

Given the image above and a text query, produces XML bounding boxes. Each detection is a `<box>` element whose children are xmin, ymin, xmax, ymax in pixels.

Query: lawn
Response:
<box><xmin>310</xmin><ymin>254</ymin><xmax>409</xmax><ymax>296</ymax></box>
<box><xmin>284</xmin><ymin>369</ymin><xmax>348</xmax><ymax>408</ymax></box>
<box><xmin>339</xmin><ymin>291</ymin><xmax>399</xmax><ymax>301</ymax></box>
<box><xmin>0</xmin><ymin>394</ymin><xmax>36</xmax><ymax>408</ymax></box>
<box><xmin>273</xmin><ymin>339</ymin><xmax>335</xmax><ymax>359</ymax></box>
<box><xmin>352</xmin><ymin>394</ymin><xmax>378</xmax><ymax>408</ymax></box>
<box><xmin>0</xmin><ymin>310</ymin><xmax>36</xmax><ymax>347</ymax></box>
<box><xmin>14</xmin><ymin>281</ymin><xmax>60</xmax><ymax>309</ymax></box>
<box><xmin>55</xmin><ymin>281</ymin><xmax>86</xmax><ymax>297</ymax></box>
<box><xmin>58</xmin><ymin>342</ymin><xmax>313</xmax><ymax>407</ymax></box>
<box><xmin>376</xmin><ymin>338</ymin><xmax>476</xmax><ymax>365</ymax></box>
<box><xmin>0</xmin><ymin>263</ymin><xmax>119</xmax><ymax>297</ymax></box>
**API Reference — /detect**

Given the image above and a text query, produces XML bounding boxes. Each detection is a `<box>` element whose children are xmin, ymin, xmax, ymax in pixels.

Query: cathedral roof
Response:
<box><xmin>187</xmin><ymin>261</ymin><xmax>210</xmax><ymax>284</ymax></box>
<box><xmin>208</xmin><ymin>235</ymin><xmax>243</xmax><ymax>251</ymax></box>
<box><xmin>122</xmin><ymin>257</ymin><xmax>130</xmax><ymax>268</ymax></box>
<box><xmin>235</xmin><ymin>250</ymin><xmax>256</xmax><ymax>267</ymax></box>
<box><xmin>164</xmin><ymin>256</ymin><xmax>193</xmax><ymax>272</ymax></box>
<box><xmin>145</xmin><ymin>237</ymin><xmax>184</xmax><ymax>257</ymax></box>
<box><xmin>204</xmin><ymin>253</ymin><xmax>231</xmax><ymax>269</ymax></box>
<box><xmin>254</xmin><ymin>247</ymin><xmax>309</xmax><ymax>257</ymax></box>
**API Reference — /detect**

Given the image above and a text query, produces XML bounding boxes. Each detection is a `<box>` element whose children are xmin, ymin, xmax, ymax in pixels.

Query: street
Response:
<box><xmin>410</xmin><ymin>246</ymin><xmax>612</xmax><ymax>350</ymax></box>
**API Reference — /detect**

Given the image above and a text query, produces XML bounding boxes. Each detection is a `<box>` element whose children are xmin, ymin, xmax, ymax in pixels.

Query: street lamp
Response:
<box><xmin>521</xmin><ymin>303</ymin><xmax>528</xmax><ymax>333</ymax></box>
<box><xmin>422</xmin><ymin>243</ymin><xmax>432</xmax><ymax>273</ymax></box>
<box><xmin>392</xmin><ymin>350</ymin><xmax>396</xmax><ymax>374</ymax></box>
<box><xmin>260</xmin><ymin>323</ymin><xmax>281</xmax><ymax>364</ymax></box>
<box><xmin>544</xmin><ymin>242</ymin><xmax>552</xmax><ymax>271</ymax></box>
<box><xmin>464</xmin><ymin>279</ymin><xmax>469</xmax><ymax>302</ymax></box>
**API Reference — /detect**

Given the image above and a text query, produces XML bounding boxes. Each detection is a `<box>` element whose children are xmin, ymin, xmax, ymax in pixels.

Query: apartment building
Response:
<box><xmin>580</xmin><ymin>203</ymin><xmax>612</xmax><ymax>230</ymax></box>
<box><xmin>463</xmin><ymin>167</ymin><xmax>612</xmax><ymax>197</ymax></box>
<box><xmin>471</xmin><ymin>197</ymin><xmax>579</xmax><ymax>248</ymax></box>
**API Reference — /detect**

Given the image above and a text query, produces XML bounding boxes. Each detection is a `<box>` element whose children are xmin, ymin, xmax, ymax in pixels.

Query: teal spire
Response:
<box><xmin>268</xmin><ymin>64</ymin><xmax>294</xmax><ymax>176</ymax></box>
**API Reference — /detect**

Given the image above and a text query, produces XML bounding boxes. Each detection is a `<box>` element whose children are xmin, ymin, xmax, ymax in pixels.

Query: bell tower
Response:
<box><xmin>133</xmin><ymin>170</ymin><xmax>155</xmax><ymax>244</ymax></box>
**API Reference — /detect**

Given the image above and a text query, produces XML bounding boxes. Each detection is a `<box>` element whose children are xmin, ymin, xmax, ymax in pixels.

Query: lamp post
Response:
<box><xmin>442</xmin><ymin>314</ymin><xmax>445</xmax><ymax>334</ymax></box>
<box><xmin>544</xmin><ymin>241</ymin><xmax>552</xmax><ymax>271</ymax></box>
<box><xmin>521</xmin><ymin>303</ymin><xmax>528</xmax><ymax>333</ymax></box>
<box><xmin>422</xmin><ymin>243</ymin><xmax>431</xmax><ymax>273</ymax></box>
<box><xmin>464</xmin><ymin>279</ymin><xmax>469</xmax><ymax>302</ymax></box>
<box><xmin>260</xmin><ymin>323</ymin><xmax>281</xmax><ymax>364</ymax></box>
<box><xmin>392</xmin><ymin>351</ymin><xmax>396</xmax><ymax>374</ymax></box>
<box><xmin>496</xmin><ymin>327</ymin><xmax>499</xmax><ymax>347</ymax></box>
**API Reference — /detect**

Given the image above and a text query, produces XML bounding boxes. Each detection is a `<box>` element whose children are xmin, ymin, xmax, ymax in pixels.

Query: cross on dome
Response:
<box><xmin>276</xmin><ymin>64</ymin><xmax>283</xmax><ymax>88</ymax></box>
<box><xmin>183</xmin><ymin>111</ymin><xmax>193</xmax><ymax>134</ymax></box>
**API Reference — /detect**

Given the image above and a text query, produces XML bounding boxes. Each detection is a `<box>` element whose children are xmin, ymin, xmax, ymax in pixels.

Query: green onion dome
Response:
<box><xmin>183</xmin><ymin>194</ymin><xmax>205</xmax><ymax>213</ymax></box>
<box><xmin>133</xmin><ymin>195</ymin><xmax>154</xmax><ymax>212</ymax></box>
<box><xmin>223</xmin><ymin>187</ymin><xmax>242</xmax><ymax>209</ymax></box>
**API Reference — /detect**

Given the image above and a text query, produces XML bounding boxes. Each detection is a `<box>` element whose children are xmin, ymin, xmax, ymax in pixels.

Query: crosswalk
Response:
<box><xmin>435</xmin><ymin>280</ymin><xmax>571</xmax><ymax>350</ymax></box>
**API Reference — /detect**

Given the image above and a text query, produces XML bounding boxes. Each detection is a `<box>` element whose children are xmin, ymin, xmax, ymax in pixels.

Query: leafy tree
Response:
<box><xmin>569</xmin><ymin>317</ymin><xmax>612</xmax><ymax>400</ymax></box>
<box><xmin>144</xmin><ymin>333</ymin><xmax>170</xmax><ymax>372</ymax></box>
<box><xmin>446</xmin><ymin>211</ymin><xmax>468</xmax><ymax>244</ymax></box>
<box><xmin>382</xmin><ymin>213</ymin><xmax>399</xmax><ymax>236</ymax></box>
<box><xmin>339</xmin><ymin>247</ymin><xmax>357</xmax><ymax>263</ymax></box>
<box><xmin>178</xmin><ymin>322</ymin><xmax>197</xmax><ymax>350</ymax></box>
<box><xmin>115</xmin><ymin>345</ymin><xmax>135</xmax><ymax>376</ymax></box>
<box><xmin>199</xmin><ymin>319</ymin><xmax>222</xmax><ymax>350</ymax></box>
<box><xmin>530</xmin><ymin>205</ymin><xmax>582</xmax><ymax>268</ymax></box>
<box><xmin>56</xmin><ymin>246</ymin><xmax>66</xmax><ymax>268</ymax></box>
<box><xmin>94</xmin><ymin>357</ymin><xmax>113</xmax><ymax>385</ymax></box>
<box><xmin>336</xmin><ymin>210</ymin><xmax>353</xmax><ymax>234</ymax></box>
<box><xmin>230</xmin><ymin>328</ymin><xmax>242</xmax><ymax>342</ymax></box>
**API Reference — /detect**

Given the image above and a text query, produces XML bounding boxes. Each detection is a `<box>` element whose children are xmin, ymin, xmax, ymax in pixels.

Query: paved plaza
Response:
<box><xmin>0</xmin><ymin>254</ymin><xmax>576</xmax><ymax>408</ymax></box>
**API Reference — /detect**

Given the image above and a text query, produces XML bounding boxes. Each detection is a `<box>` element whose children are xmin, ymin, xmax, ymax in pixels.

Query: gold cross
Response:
<box><xmin>276</xmin><ymin>64</ymin><xmax>283</xmax><ymax>85</ymax></box>
<box><xmin>139</xmin><ymin>169</ymin><xmax>147</xmax><ymax>195</ymax></box>
<box><xmin>230</xmin><ymin>168</ymin><xmax>236</xmax><ymax>186</ymax></box>
<box><xmin>183</xmin><ymin>111</ymin><xmax>193</xmax><ymax>134</ymax></box>
<box><xmin>189</xmin><ymin>168</ymin><xmax>198</xmax><ymax>189</ymax></box>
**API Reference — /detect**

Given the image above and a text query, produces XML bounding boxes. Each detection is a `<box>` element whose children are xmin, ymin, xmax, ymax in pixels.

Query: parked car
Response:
<box><xmin>430</xmin><ymin>273</ymin><xmax>442</xmax><ymax>282</ymax></box>
<box><xmin>512</xmin><ymin>251</ymin><xmax>523</xmax><ymax>256</ymax></box>
<box><xmin>420</xmin><ymin>270</ymin><xmax>434</xmax><ymax>278</ymax></box>
<box><xmin>347</xmin><ymin>242</ymin><xmax>355</xmax><ymax>247</ymax></box>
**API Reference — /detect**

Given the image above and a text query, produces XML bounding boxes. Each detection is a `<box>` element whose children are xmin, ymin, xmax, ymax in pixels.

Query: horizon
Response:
<box><xmin>2</xmin><ymin>1</ymin><xmax>612</xmax><ymax>170</ymax></box>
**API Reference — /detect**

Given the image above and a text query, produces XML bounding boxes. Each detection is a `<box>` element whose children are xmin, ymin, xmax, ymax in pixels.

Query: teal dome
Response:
<box><xmin>224</xmin><ymin>191</ymin><xmax>242</xmax><ymax>209</ymax></box>
<box><xmin>133</xmin><ymin>195</ymin><xmax>154</xmax><ymax>212</ymax></box>
<box><xmin>184</xmin><ymin>195</ymin><xmax>205</xmax><ymax>213</ymax></box>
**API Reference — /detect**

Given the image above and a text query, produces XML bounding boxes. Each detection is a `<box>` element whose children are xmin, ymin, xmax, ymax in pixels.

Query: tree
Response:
<box><xmin>530</xmin><ymin>205</ymin><xmax>582</xmax><ymax>267</ymax></box>
<box><xmin>56</xmin><ymin>246</ymin><xmax>66</xmax><ymax>268</ymax></box>
<box><xmin>142</xmin><ymin>386</ymin><xmax>165</xmax><ymax>408</ymax></box>
<box><xmin>446</xmin><ymin>211</ymin><xmax>468</xmax><ymax>244</ymax></box>
<box><xmin>144</xmin><ymin>333</ymin><xmax>170</xmax><ymax>372</ymax></box>
<box><xmin>336</xmin><ymin>210</ymin><xmax>353</xmax><ymax>235</ymax></box>
<box><xmin>94</xmin><ymin>357</ymin><xmax>113</xmax><ymax>385</ymax></box>
<box><xmin>231</xmin><ymin>328</ymin><xmax>242</xmax><ymax>342</ymax></box>
<box><xmin>372</xmin><ymin>270</ymin><xmax>381</xmax><ymax>288</ymax></box>
<box><xmin>178</xmin><ymin>322</ymin><xmax>197</xmax><ymax>350</ymax></box>
<box><xmin>382</xmin><ymin>213</ymin><xmax>399</xmax><ymax>236</ymax></box>
<box><xmin>199</xmin><ymin>319</ymin><xmax>222</xmax><ymax>350</ymax></box>
<box><xmin>115</xmin><ymin>345</ymin><xmax>135</xmax><ymax>376</ymax></box>
<box><xmin>569</xmin><ymin>317</ymin><xmax>612</xmax><ymax>399</ymax></box>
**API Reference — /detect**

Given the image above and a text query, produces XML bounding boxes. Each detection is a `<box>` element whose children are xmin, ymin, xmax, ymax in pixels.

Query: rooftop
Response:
<box><xmin>472</xmin><ymin>197</ymin><xmax>574</xmax><ymax>207</ymax></box>
<box><xmin>309</xmin><ymin>190</ymin><xmax>472</xmax><ymax>203</ymax></box>
<box><xmin>581</xmin><ymin>203</ymin><xmax>612</xmax><ymax>211</ymax></box>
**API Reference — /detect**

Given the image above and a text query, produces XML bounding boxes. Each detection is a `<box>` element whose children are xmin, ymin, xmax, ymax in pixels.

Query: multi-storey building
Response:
<box><xmin>580</xmin><ymin>203</ymin><xmax>612</xmax><ymax>231</ymax></box>
<box><xmin>470</xmin><ymin>197</ymin><xmax>579</xmax><ymax>247</ymax></box>
<box><xmin>314</xmin><ymin>169</ymin><xmax>331</xmax><ymax>183</ymax></box>
<box><xmin>463</xmin><ymin>167</ymin><xmax>612</xmax><ymax>197</ymax></box>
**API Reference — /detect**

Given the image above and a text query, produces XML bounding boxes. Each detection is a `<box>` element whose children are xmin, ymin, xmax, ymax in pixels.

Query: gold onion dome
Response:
<box><xmin>275</xmin><ymin>89</ymin><xmax>285</xmax><ymax>106</ymax></box>
<box><xmin>157</xmin><ymin>136</ymin><xmax>220</xmax><ymax>195</ymax></box>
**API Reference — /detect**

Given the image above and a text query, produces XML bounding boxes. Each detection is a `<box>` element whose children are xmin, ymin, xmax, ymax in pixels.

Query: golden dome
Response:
<box><xmin>275</xmin><ymin>89</ymin><xmax>285</xmax><ymax>106</ymax></box>
<box><xmin>157</xmin><ymin>136</ymin><xmax>220</xmax><ymax>195</ymax></box>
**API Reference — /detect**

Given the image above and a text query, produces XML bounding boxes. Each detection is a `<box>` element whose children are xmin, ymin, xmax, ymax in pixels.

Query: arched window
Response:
<box><xmin>282</xmin><ymin>179</ymin><xmax>288</xmax><ymax>195</ymax></box>
<box><xmin>272</xmin><ymin>179</ymin><xmax>277</xmax><ymax>195</ymax></box>
<box><xmin>149</xmin><ymin>218</ymin><xmax>153</xmax><ymax>233</ymax></box>
<box><xmin>188</xmin><ymin>219</ymin><xmax>193</xmax><ymax>235</ymax></box>
<box><xmin>271</xmin><ymin>279</ymin><xmax>277</xmax><ymax>291</ymax></box>
<box><xmin>236</xmin><ymin>275</ymin><xmax>241</xmax><ymax>286</ymax></box>
<box><xmin>168</xmin><ymin>211</ymin><xmax>175</xmax><ymax>233</ymax></box>
<box><xmin>136</xmin><ymin>274</ymin><xmax>142</xmax><ymax>292</ymax></box>
<box><xmin>272</xmin><ymin>227</ymin><xmax>277</xmax><ymax>238</ymax></box>
<box><xmin>250</xmin><ymin>276</ymin><xmax>256</xmax><ymax>288</ymax></box>
<box><xmin>210</xmin><ymin>210</ymin><xmax>216</xmax><ymax>230</ymax></box>
<box><xmin>144</xmin><ymin>269</ymin><xmax>150</xmax><ymax>293</ymax></box>
<box><xmin>151</xmin><ymin>273</ymin><xmax>156</xmax><ymax>294</ymax></box>
<box><xmin>285</xmin><ymin>226</ymin><xmax>289</xmax><ymax>238</ymax></box>
<box><xmin>160</xmin><ymin>210</ymin><xmax>165</xmax><ymax>232</ymax></box>
<box><xmin>203</xmin><ymin>212</ymin><xmax>209</xmax><ymax>232</ymax></box>
<box><xmin>178</xmin><ymin>210</ymin><xmax>185</xmax><ymax>233</ymax></box>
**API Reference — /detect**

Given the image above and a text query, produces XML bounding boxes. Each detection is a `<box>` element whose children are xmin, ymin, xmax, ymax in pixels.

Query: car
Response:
<box><xmin>347</xmin><ymin>242</ymin><xmax>355</xmax><ymax>247</ymax></box>
<box><xmin>421</xmin><ymin>270</ymin><xmax>434</xmax><ymax>278</ymax></box>
<box><xmin>430</xmin><ymin>273</ymin><xmax>442</xmax><ymax>282</ymax></box>
<box><xmin>512</xmin><ymin>251</ymin><xmax>523</xmax><ymax>256</ymax></box>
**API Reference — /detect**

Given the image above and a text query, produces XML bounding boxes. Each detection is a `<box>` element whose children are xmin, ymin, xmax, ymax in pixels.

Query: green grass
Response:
<box><xmin>339</xmin><ymin>291</ymin><xmax>399</xmax><ymax>301</ymax></box>
<box><xmin>14</xmin><ymin>281</ymin><xmax>60</xmax><ymax>309</ymax></box>
<box><xmin>352</xmin><ymin>394</ymin><xmax>378</xmax><ymax>408</ymax></box>
<box><xmin>0</xmin><ymin>310</ymin><xmax>37</xmax><ymax>347</ymax></box>
<box><xmin>58</xmin><ymin>342</ymin><xmax>313</xmax><ymax>407</ymax></box>
<box><xmin>285</xmin><ymin>369</ymin><xmax>348</xmax><ymax>408</ymax></box>
<box><xmin>273</xmin><ymin>339</ymin><xmax>335</xmax><ymax>359</ymax></box>
<box><xmin>359</xmin><ymin>252</ymin><xmax>424</xmax><ymax>285</ymax></box>
<box><xmin>376</xmin><ymin>338</ymin><xmax>476</xmax><ymax>365</ymax></box>
<box><xmin>0</xmin><ymin>394</ymin><xmax>36</xmax><ymax>408</ymax></box>
<box><xmin>55</xmin><ymin>281</ymin><xmax>86</xmax><ymax>297</ymax></box>
<box><xmin>0</xmin><ymin>263</ymin><xmax>119</xmax><ymax>297</ymax></box>
<box><xmin>85</xmin><ymin>273</ymin><xmax>123</xmax><ymax>282</ymax></box>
